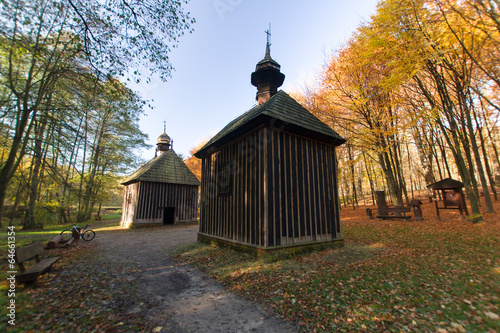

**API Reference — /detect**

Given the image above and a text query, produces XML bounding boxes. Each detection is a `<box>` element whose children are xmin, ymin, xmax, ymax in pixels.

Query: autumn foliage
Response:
<box><xmin>301</xmin><ymin>0</ymin><xmax>500</xmax><ymax>219</ymax></box>
<box><xmin>184</xmin><ymin>140</ymin><xmax>208</xmax><ymax>181</ymax></box>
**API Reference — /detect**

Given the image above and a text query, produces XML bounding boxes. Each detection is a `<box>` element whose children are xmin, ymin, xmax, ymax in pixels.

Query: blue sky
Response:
<box><xmin>131</xmin><ymin>0</ymin><xmax>380</xmax><ymax>161</ymax></box>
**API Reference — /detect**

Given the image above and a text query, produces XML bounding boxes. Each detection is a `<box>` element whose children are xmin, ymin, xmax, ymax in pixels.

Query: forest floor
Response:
<box><xmin>1</xmin><ymin>223</ymin><xmax>294</xmax><ymax>332</ymax></box>
<box><xmin>176</xmin><ymin>197</ymin><xmax>500</xmax><ymax>332</ymax></box>
<box><xmin>1</xmin><ymin>196</ymin><xmax>499</xmax><ymax>332</ymax></box>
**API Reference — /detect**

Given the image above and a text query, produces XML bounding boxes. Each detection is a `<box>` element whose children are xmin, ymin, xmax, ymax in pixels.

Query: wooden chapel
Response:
<box><xmin>120</xmin><ymin>130</ymin><xmax>200</xmax><ymax>227</ymax></box>
<box><xmin>195</xmin><ymin>34</ymin><xmax>346</xmax><ymax>255</ymax></box>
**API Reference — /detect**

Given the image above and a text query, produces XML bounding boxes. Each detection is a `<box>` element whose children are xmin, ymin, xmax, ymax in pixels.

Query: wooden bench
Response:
<box><xmin>375</xmin><ymin>191</ymin><xmax>412</xmax><ymax>220</ymax></box>
<box><xmin>377</xmin><ymin>206</ymin><xmax>412</xmax><ymax>220</ymax></box>
<box><xmin>15</xmin><ymin>242</ymin><xmax>60</xmax><ymax>283</ymax></box>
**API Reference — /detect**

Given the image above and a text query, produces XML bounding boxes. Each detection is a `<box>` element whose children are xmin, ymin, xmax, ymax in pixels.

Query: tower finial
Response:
<box><xmin>156</xmin><ymin>124</ymin><xmax>171</xmax><ymax>155</ymax></box>
<box><xmin>251</xmin><ymin>23</ymin><xmax>284</xmax><ymax>105</ymax></box>
<box><xmin>265</xmin><ymin>23</ymin><xmax>271</xmax><ymax>56</ymax></box>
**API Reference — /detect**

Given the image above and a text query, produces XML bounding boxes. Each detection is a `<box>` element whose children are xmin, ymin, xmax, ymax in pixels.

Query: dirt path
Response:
<box><xmin>95</xmin><ymin>225</ymin><xmax>295</xmax><ymax>332</ymax></box>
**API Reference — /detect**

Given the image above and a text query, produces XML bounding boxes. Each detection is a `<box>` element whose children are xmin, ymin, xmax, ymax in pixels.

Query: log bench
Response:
<box><xmin>46</xmin><ymin>234</ymin><xmax>74</xmax><ymax>249</ymax></box>
<box><xmin>15</xmin><ymin>242</ymin><xmax>60</xmax><ymax>283</ymax></box>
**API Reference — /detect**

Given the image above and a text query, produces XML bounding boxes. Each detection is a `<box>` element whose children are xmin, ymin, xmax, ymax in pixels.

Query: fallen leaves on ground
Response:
<box><xmin>174</xmin><ymin>199</ymin><xmax>500</xmax><ymax>332</ymax></box>
<box><xmin>0</xmin><ymin>241</ymin><xmax>153</xmax><ymax>332</ymax></box>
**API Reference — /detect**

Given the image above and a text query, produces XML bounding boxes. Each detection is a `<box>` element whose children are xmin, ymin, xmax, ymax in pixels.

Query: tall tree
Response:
<box><xmin>312</xmin><ymin>37</ymin><xmax>410</xmax><ymax>207</ymax></box>
<box><xmin>0</xmin><ymin>0</ymin><xmax>194</xmax><ymax>226</ymax></box>
<box><xmin>359</xmin><ymin>0</ymin><xmax>495</xmax><ymax>217</ymax></box>
<box><xmin>77</xmin><ymin>78</ymin><xmax>149</xmax><ymax>222</ymax></box>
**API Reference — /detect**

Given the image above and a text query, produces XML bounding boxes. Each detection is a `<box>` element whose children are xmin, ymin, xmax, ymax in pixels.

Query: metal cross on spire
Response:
<box><xmin>163</xmin><ymin>120</ymin><xmax>167</xmax><ymax>133</ymax></box>
<box><xmin>265</xmin><ymin>23</ymin><xmax>271</xmax><ymax>56</ymax></box>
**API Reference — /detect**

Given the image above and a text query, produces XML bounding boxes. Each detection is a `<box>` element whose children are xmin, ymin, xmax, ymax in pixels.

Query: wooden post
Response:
<box><xmin>433</xmin><ymin>190</ymin><xmax>441</xmax><ymax>220</ymax></box>
<box><xmin>459</xmin><ymin>188</ymin><xmax>469</xmax><ymax>218</ymax></box>
<box><xmin>72</xmin><ymin>228</ymin><xmax>80</xmax><ymax>240</ymax></box>
<box><xmin>411</xmin><ymin>199</ymin><xmax>423</xmax><ymax>221</ymax></box>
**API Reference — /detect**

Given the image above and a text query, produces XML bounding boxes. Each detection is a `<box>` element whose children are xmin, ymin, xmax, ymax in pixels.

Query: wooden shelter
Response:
<box><xmin>120</xmin><ymin>132</ymin><xmax>200</xmax><ymax>227</ymax></box>
<box><xmin>427</xmin><ymin>178</ymin><xmax>468</xmax><ymax>219</ymax></box>
<box><xmin>194</xmin><ymin>38</ymin><xmax>346</xmax><ymax>255</ymax></box>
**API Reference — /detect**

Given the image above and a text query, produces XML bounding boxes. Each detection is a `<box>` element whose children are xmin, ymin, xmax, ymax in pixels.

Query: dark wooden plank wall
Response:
<box><xmin>199</xmin><ymin>127</ymin><xmax>341</xmax><ymax>248</ymax></box>
<box><xmin>267</xmin><ymin>129</ymin><xmax>341</xmax><ymax>247</ymax></box>
<box><xmin>134</xmin><ymin>182</ymin><xmax>198</xmax><ymax>222</ymax></box>
<box><xmin>199</xmin><ymin>127</ymin><xmax>268</xmax><ymax>246</ymax></box>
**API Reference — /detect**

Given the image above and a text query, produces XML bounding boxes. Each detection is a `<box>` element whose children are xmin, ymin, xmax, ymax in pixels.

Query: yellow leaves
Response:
<box><xmin>450</xmin><ymin>323</ymin><xmax>467</xmax><ymax>333</ymax></box>
<box><xmin>484</xmin><ymin>312</ymin><xmax>499</xmax><ymax>320</ymax></box>
<box><xmin>436</xmin><ymin>322</ymin><xmax>468</xmax><ymax>333</ymax></box>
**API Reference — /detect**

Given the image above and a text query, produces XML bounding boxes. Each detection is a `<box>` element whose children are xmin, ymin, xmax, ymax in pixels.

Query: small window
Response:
<box><xmin>218</xmin><ymin>161</ymin><xmax>233</xmax><ymax>196</ymax></box>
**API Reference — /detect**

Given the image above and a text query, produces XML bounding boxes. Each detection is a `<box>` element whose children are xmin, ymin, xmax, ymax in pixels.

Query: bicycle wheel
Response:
<box><xmin>81</xmin><ymin>230</ymin><xmax>95</xmax><ymax>241</ymax></box>
<box><xmin>60</xmin><ymin>229</ymin><xmax>73</xmax><ymax>242</ymax></box>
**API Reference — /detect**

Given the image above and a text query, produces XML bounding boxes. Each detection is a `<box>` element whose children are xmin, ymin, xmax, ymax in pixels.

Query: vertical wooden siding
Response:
<box><xmin>133</xmin><ymin>182</ymin><xmax>198</xmax><ymax>223</ymax></box>
<box><xmin>199</xmin><ymin>127</ymin><xmax>268</xmax><ymax>246</ymax></box>
<box><xmin>266</xmin><ymin>129</ymin><xmax>341</xmax><ymax>247</ymax></box>
<box><xmin>199</xmin><ymin>127</ymin><xmax>341</xmax><ymax>248</ymax></box>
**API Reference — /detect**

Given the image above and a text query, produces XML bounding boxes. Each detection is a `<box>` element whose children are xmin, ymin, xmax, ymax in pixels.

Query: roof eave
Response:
<box><xmin>194</xmin><ymin>114</ymin><xmax>345</xmax><ymax>159</ymax></box>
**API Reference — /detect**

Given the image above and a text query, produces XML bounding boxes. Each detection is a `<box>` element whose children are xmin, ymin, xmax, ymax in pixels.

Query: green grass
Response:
<box><xmin>174</xmin><ymin>218</ymin><xmax>500</xmax><ymax>332</ymax></box>
<box><xmin>99</xmin><ymin>212</ymin><xmax>121</xmax><ymax>220</ymax></box>
<box><xmin>0</xmin><ymin>213</ymin><xmax>122</xmax><ymax>248</ymax></box>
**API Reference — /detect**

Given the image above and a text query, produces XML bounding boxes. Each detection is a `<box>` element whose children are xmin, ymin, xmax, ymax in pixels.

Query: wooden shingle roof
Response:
<box><xmin>427</xmin><ymin>178</ymin><xmax>464</xmax><ymax>189</ymax></box>
<box><xmin>195</xmin><ymin>90</ymin><xmax>345</xmax><ymax>158</ymax></box>
<box><xmin>121</xmin><ymin>150</ymin><xmax>200</xmax><ymax>186</ymax></box>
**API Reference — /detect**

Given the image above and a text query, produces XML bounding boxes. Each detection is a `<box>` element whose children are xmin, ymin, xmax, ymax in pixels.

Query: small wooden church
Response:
<box><xmin>120</xmin><ymin>131</ymin><xmax>200</xmax><ymax>227</ymax></box>
<box><xmin>195</xmin><ymin>37</ymin><xmax>346</xmax><ymax>255</ymax></box>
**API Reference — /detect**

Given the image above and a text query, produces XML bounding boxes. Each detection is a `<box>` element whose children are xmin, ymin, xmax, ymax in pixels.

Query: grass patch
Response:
<box><xmin>0</xmin><ymin>215</ymin><xmax>122</xmax><ymax>248</ymax></box>
<box><xmin>174</xmin><ymin>212</ymin><xmax>500</xmax><ymax>332</ymax></box>
<box><xmin>99</xmin><ymin>213</ymin><xmax>122</xmax><ymax>221</ymax></box>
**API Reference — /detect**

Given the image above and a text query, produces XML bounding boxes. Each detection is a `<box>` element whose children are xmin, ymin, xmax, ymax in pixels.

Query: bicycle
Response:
<box><xmin>60</xmin><ymin>223</ymin><xmax>96</xmax><ymax>241</ymax></box>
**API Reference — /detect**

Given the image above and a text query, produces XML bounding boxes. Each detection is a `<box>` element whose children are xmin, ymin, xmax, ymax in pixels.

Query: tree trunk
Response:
<box><xmin>465</xmin><ymin>99</ymin><xmax>494</xmax><ymax>212</ymax></box>
<box><xmin>475</xmin><ymin>105</ymin><xmax>498</xmax><ymax>201</ymax></box>
<box><xmin>395</xmin><ymin>142</ymin><xmax>409</xmax><ymax>205</ymax></box>
<box><xmin>406</xmin><ymin>142</ymin><xmax>415</xmax><ymax>200</ymax></box>
<box><xmin>363</xmin><ymin>152</ymin><xmax>376</xmax><ymax>205</ymax></box>
<box><xmin>413</xmin><ymin>126</ymin><xmax>435</xmax><ymax>185</ymax></box>
<box><xmin>483</xmin><ymin>109</ymin><xmax>500</xmax><ymax>171</ymax></box>
<box><xmin>378</xmin><ymin>149</ymin><xmax>404</xmax><ymax>208</ymax></box>
<box><xmin>80</xmin><ymin>119</ymin><xmax>106</xmax><ymax>221</ymax></box>
<box><xmin>438</xmin><ymin>117</ymin><xmax>481</xmax><ymax>217</ymax></box>
<box><xmin>0</xmin><ymin>108</ymin><xmax>36</xmax><ymax>227</ymax></box>
<box><xmin>23</xmin><ymin>113</ymin><xmax>49</xmax><ymax>230</ymax></box>
<box><xmin>413</xmin><ymin>70</ymin><xmax>481</xmax><ymax>217</ymax></box>
<box><xmin>347</xmin><ymin>144</ymin><xmax>358</xmax><ymax>209</ymax></box>
<box><xmin>462</xmin><ymin>134</ymin><xmax>480</xmax><ymax>202</ymax></box>
<box><xmin>436</xmin><ymin>133</ymin><xmax>452</xmax><ymax>179</ymax></box>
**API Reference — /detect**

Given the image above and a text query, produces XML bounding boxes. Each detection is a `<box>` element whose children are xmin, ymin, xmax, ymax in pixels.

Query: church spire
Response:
<box><xmin>265</xmin><ymin>23</ymin><xmax>271</xmax><ymax>58</ymax></box>
<box><xmin>155</xmin><ymin>121</ymin><xmax>171</xmax><ymax>156</ymax></box>
<box><xmin>251</xmin><ymin>24</ymin><xmax>285</xmax><ymax>105</ymax></box>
